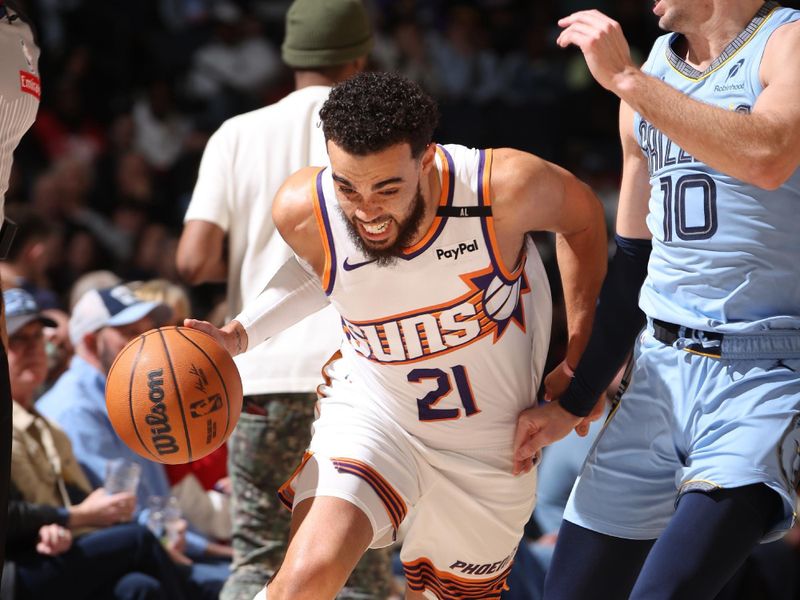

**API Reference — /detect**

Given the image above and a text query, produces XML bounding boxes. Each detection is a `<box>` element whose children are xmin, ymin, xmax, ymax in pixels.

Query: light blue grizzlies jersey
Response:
<box><xmin>635</xmin><ymin>2</ymin><xmax>800</xmax><ymax>333</ymax></box>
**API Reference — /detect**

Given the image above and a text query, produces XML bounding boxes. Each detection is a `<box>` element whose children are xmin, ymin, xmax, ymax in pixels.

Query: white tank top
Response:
<box><xmin>313</xmin><ymin>144</ymin><xmax>552</xmax><ymax>451</ymax></box>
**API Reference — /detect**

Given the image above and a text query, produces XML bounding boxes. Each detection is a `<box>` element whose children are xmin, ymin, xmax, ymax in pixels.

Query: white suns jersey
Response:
<box><xmin>312</xmin><ymin>144</ymin><xmax>552</xmax><ymax>451</ymax></box>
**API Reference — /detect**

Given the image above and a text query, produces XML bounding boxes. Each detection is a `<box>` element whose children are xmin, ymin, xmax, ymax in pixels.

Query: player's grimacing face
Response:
<box><xmin>328</xmin><ymin>141</ymin><xmax>428</xmax><ymax>256</ymax></box>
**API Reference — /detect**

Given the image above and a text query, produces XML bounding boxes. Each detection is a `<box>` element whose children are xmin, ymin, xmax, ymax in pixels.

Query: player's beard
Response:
<box><xmin>342</xmin><ymin>184</ymin><xmax>427</xmax><ymax>267</ymax></box>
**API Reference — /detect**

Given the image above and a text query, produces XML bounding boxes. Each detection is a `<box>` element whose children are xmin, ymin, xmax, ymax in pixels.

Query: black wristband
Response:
<box><xmin>559</xmin><ymin>235</ymin><xmax>651</xmax><ymax>417</ymax></box>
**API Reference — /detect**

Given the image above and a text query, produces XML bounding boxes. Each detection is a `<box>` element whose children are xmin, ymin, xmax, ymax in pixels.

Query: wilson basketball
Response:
<box><xmin>106</xmin><ymin>326</ymin><xmax>243</xmax><ymax>465</ymax></box>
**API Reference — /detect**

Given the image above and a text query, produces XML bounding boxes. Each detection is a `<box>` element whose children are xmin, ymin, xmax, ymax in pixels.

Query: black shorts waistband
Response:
<box><xmin>651</xmin><ymin>319</ymin><xmax>723</xmax><ymax>357</ymax></box>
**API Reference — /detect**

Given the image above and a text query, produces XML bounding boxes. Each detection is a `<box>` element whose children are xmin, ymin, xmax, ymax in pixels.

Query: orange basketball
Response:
<box><xmin>106</xmin><ymin>326</ymin><xmax>243</xmax><ymax>465</ymax></box>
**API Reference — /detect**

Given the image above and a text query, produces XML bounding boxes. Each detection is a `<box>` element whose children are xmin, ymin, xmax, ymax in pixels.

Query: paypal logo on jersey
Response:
<box><xmin>436</xmin><ymin>239</ymin><xmax>479</xmax><ymax>261</ymax></box>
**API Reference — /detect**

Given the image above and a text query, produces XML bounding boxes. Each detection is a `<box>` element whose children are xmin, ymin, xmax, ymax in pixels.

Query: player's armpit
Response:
<box><xmin>273</xmin><ymin>166</ymin><xmax>329</xmax><ymax>279</ymax></box>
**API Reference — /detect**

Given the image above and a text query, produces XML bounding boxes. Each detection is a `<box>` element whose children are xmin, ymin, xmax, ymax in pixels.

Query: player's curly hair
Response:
<box><xmin>319</xmin><ymin>71</ymin><xmax>439</xmax><ymax>158</ymax></box>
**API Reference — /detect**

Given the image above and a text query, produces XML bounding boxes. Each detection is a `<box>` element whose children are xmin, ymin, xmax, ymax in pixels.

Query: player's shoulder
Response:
<box><xmin>273</xmin><ymin>167</ymin><xmax>322</xmax><ymax>234</ymax></box>
<box><xmin>761</xmin><ymin>18</ymin><xmax>800</xmax><ymax>83</ymax></box>
<box><xmin>489</xmin><ymin>148</ymin><xmax>552</xmax><ymax>198</ymax></box>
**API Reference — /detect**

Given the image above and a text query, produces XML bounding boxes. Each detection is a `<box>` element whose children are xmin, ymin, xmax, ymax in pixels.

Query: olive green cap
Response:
<box><xmin>282</xmin><ymin>0</ymin><xmax>373</xmax><ymax>69</ymax></box>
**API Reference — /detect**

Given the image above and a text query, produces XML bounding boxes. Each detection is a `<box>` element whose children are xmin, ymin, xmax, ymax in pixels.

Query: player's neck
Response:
<box><xmin>408</xmin><ymin>161</ymin><xmax>443</xmax><ymax>247</ymax></box>
<box><xmin>680</xmin><ymin>0</ymin><xmax>765</xmax><ymax>68</ymax></box>
<box><xmin>294</xmin><ymin>71</ymin><xmax>337</xmax><ymax>90</ymax></box>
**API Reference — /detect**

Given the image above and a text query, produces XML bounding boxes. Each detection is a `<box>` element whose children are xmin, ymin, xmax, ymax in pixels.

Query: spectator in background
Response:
<box><xmin>186</xmin><ymin>1</ymin><xmax>283</xmax><ymax>129</ymax></box>
<box><xmin>176</xmin><ymin>0</ymin><xmax>394</xmax><ymax>598</ymax></box>
<box><xmin>41</xmin><ymin>306</ymin><xmax>71</xmax><ymax>392</ymax></box>
<box><xmin>5</xmin><ymin>287</ymin><xmax>193</xmax><ymax>600</ymax></box>
<box><xmin>133</xmin><ymin>80</ymin><xmax>194</xmax><ymax>173</ymax></box>
<box><xmin>36</xmin><ymin>284</ymin><xmax>231</xmax><ymax>596</ymax></box>
<box><xmin>0</xmin><ymin>205</ymin><xmax>60</xmax><ymax>309</ymax></box>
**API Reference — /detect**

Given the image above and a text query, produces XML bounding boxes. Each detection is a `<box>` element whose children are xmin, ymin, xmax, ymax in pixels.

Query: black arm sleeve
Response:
<box><xmin>559</xmin><ymin>235</ymin><xmax>652</xmax><ymax>417</ymax></box>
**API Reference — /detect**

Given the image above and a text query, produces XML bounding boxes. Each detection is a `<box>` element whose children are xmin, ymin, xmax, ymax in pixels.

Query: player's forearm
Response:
<box><xmin>555</xmin><ymin>220</ymin><xmax>607</xmax><ymax>369</ymax></box>
<box><xmin>233</xmin><ymin>255</ymin><xmax>330</xmax><ymax>352</ymax></box>
<box><xmin>613</xmin><ymin>68</ymin><xmax>792</xmax><ymax>188</ymax></box>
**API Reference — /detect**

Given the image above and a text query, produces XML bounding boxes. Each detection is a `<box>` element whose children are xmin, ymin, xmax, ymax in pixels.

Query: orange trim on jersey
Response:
<box><xmin>310</xmin><ymin>168</ymin><xmax>335</xmax><ymax>293</ymax></box>
<box><xmin>480</xmin><ymin>149</ymin><xmax>521</xmax><ymax>282</ymax></box>
<box><xmin>331</xmin><ymin>457</ymin><xmax>408</xmax><ymax>531</ymax></box>
<box><xmin>400</xmin><ymin>145</ymin><xmax>452</xmax><ymax>255</ymax></box>
<box><xmin>403</xmin><ymin>556</ymin><xmax>513</xmax><ymax>599</ymax></box>
<box><xmin>277</xmin><ymin>450</ymin><xmax>314</xmax><ymax>511</ymax></box>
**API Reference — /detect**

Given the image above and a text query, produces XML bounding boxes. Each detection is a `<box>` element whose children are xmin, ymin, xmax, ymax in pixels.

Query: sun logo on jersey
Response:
<box><xmin>340</xmin><ymin>263</ymin><xmax>531</xmax><ymax>365</ymax></box>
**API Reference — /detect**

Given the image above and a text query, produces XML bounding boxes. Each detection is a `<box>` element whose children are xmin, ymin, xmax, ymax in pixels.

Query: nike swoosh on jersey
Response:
<box><xmin>342</xmin><ymin>257</ymin><xmax>378</xmax><ymax>271</ymax></box>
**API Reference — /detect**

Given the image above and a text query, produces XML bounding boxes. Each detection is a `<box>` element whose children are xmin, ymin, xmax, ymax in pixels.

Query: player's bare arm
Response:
<box><xmin>512</xmin><ymin>103</ymin><xmax>654</xmax><ymax>473</ymax></box>
<box><xmin>176</xmin><ymin>220</ymin><xmax>228</xmax><ymax>284</ymax></box>
<box><xmin>492</xmin><ymin>150</ymin><xmax>608</xmax><ymax>475</ymax></box>
<box><xmin>186</xmin><ymin>167</ymin><xmax>328</xmax><ymax>356</ymax></box>
<box><xmin>491</xmin><ymin>149</ymin><xmax>607</xmax><ymax>368</ymax></box>
<box><xmin>558</xmin><ymin>11</ymin><xmax>800</xmax><ymax>188</ymax></box>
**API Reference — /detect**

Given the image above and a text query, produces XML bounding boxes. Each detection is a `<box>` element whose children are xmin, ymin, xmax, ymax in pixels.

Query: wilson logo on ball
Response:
<box><xmin>145</xmin><ymin>368</ymin><xmax>179</xmax><ymax>456</ymax></box>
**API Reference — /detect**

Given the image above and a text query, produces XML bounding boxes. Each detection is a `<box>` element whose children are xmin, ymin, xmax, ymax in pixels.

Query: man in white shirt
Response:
<box><xmin>176</xmin><ymin>1</ymin><xmax>392</xmax><ymax>598</ymax></box>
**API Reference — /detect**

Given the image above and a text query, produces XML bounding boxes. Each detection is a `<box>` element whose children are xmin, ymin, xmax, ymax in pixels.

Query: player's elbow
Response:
<box><xmin>744</xmin><ymin>142</ymin><xmax>797</xmax><ymax>190</ymax></box>
<box><xmin>176</xmin><ymin>246</ymin><xmax>211</xmax><ymax>285</ymax></box>
<box><xmin>745</xmin><ymin>164</ymin><xmax>793</xmax><ymax>190</ymax></box>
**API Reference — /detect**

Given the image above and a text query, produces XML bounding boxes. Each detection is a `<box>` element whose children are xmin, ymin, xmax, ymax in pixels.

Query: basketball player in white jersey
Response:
<box><xmin>187</xmin><ymin>71</ymin><xmax>607</xmax><ymax>599</ymax></box>
<box><xmin>513</xmin><ymin>2</ymin><xmax>800</xmax><ymax>598</ymax></box>
<box><xmin>0</xmin><ymin>0</ymin><xmax>39</xmax><ymax>582</ymax></box>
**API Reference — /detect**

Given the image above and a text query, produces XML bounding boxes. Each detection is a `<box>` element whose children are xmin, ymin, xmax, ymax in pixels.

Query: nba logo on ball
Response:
<box><xmin>106</xmin><ymin>327</ymin><xmax>243</xmax><ymax>465</ymax></box>
<box><xmin>482</xmin><ymin>275</ymin><xmax>522</xmax><ymax>322</ymax></box>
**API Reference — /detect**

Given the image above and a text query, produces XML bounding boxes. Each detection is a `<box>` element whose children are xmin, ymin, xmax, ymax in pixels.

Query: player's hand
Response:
<box><xmin>543</xmin><ymin>360</ymin><xmax>574</xmax><ymax>404</ymax></box>
<box><xmin>183</xmin><ymin>318</ymin><xmax>248</xmax><ymax>356</ymax></box>
<box><xmin>512</xmin><ymin>401</ymin><xmax>582</xmax><ymax>475</ymax></box>
<box><xmin>543</xmin><ymin>360</ymin><xmax>606</xmax><ymax>437</ymax></box>
<box><xmin>556</xmin><ymin>10</ymin><xmax>636</xmax><ymax>93</ymax></box>
<box><xmin>36</xmin><ymin>524</ymin><xmax>72</xmax><ymax>556</ymax></box>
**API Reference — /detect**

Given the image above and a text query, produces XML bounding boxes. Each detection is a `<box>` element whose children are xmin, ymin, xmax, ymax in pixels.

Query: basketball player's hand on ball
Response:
<box><xmin>513</xmin><ymin>402</ymin><xmax>582</xmax><ymax>476</ymax></box>
<box><xmin>183</xmin><ymin>318</ymin><xmax>248</xmax><ymax>357</ymax></box>
<box><xmin>556</xmin><ymin>10</ymin><xmax>636</xmax><ymax>94</ymax></box>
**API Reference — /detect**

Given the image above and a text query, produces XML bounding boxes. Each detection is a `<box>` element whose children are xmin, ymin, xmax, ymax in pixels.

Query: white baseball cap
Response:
<box><xmin>69</xmin><ymin>284</ymin><xmax>172</xmax><ymax>346</ymax></box>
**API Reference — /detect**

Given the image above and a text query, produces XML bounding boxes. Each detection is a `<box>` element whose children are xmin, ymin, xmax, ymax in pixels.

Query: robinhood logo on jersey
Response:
<box><xmin>715</xmin><ymin>58</ymin><xmax>745</xmax><ymax>92</ymax></box>
<box><xmin>436</xmin><ymin>239</ymin><xmax>479</xmax><ymax>261</ymax></box>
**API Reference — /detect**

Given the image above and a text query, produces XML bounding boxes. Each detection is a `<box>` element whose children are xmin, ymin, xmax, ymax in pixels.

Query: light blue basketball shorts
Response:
<box><xmin>564</xmin><ymin>324</ymin><xmax>800</xmax><ymax>542</ymax></box>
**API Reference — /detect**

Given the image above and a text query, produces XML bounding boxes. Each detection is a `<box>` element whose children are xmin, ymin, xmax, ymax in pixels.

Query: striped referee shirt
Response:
<box><xmin>0</xmin><ymin>0</ymin><xmax>40</xmax><ymax>219</ymax></box>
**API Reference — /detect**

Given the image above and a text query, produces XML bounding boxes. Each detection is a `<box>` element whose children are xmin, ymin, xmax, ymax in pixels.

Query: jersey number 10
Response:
<box><xmin>408</xmin><ymin>365</ymin><xmax>480</xmax><ymax>422</ymax></box>
<box><xmin>659</xmin><ymin>174</ymin><xmax>718</xmax><ymax>241</ymax></box>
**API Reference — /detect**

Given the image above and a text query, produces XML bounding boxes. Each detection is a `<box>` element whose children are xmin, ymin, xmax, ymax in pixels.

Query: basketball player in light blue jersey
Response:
<box><xmin>512</xmin><ymin>1</ymin><xmax>800</xmax><ymax>598</ymax></box>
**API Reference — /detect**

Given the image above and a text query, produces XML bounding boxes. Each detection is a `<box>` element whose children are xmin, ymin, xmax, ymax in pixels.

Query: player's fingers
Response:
<box><xmin>575</xmin><ymin>423</ymin><xmax>589</xmax><ymax>437</ymax></box>
<box><xmin>556</xmin><ymin>28</ymin><xmax>595</xmax><ymax>50</ymax></box>
<box><xmin>557</xmin><ymin>10</ymin><xmax>596</xmax><ymax>27</ymax></box>
<box><xmin>512</xmin><ymin>411</ymin><xmax>537</xmax><ymax>454</ymax></box>
<box><xmin>561</xmin><ymin>10</ymin><xmax>616</xmax><ymax>31</ymax></box>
